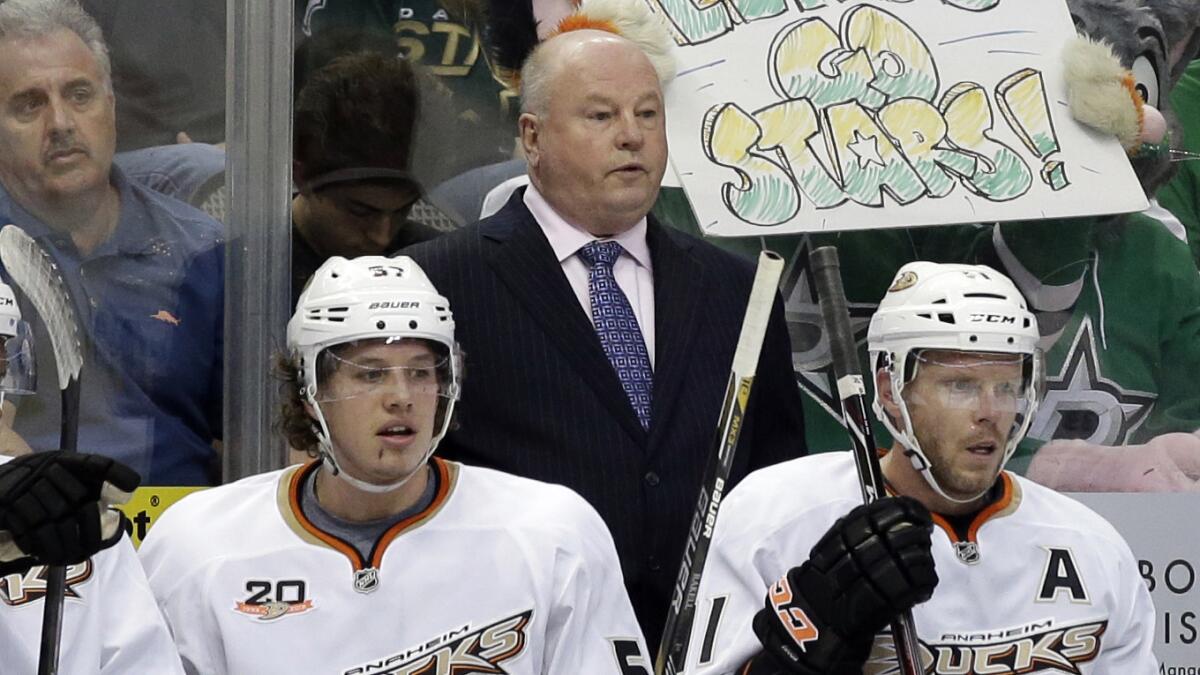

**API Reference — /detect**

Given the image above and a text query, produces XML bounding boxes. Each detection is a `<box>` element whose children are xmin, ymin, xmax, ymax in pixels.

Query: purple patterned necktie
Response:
<box><xmin>578</xmin><ymin>240</ymin><xmax>653</xmax><ymax>428</ymax></box>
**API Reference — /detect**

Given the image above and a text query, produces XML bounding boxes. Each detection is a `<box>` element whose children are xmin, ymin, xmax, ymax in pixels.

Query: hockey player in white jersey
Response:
<box><xmin>139</xmin><ymin>255</ymin><xmax>651</xmax><ymax>674</ymax></box>
<box><xmin>0</xmin><ymin>277</ymin><xmax>183</xmax><ymax>674</ymax></box>
<box><xmin>686</xmin><ymin>262</ymin><xmax>1156</xmax><ymax>674</ymax></box>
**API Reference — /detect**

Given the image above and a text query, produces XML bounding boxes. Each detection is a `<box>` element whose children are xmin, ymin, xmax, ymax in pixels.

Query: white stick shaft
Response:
<box><xmin>656</xmin><ymin>250</ymin><xmax>785</xmax><ymax>675</ymax></box>
<box><xmin>730</xmin><ymin>252</ymin><xmax>785</xmax><ymax>376</ymax></box>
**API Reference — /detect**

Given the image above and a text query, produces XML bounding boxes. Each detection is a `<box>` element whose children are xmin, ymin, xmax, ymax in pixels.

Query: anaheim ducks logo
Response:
<box><xmin>342</xmin><ymin>610</ymin><xmax>533</xmax><ymax>675</ymax></box>
<box><xmin>888</xmin><ymin>271</ymin><xmax>918</xmax><ymax>292</ymax></box>
<box><xmin>234</xmin><ymin>597</ymin><xmax>315</xmax><ymax>621</ymax></box>
<box><xmin>0</xmin><ymin>562</ymin><xmax>93</xmax><ymax>606</ymax></box>
<box><xmin>865</xmin><ymin>617</ymin><xmax>1108</xmax><ymax>674</ymax></box>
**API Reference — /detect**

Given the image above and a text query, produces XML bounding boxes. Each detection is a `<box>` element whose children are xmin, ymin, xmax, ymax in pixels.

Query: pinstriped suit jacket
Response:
<box><xmin>403</xmin><ymin>190</ymin><xmax>807</xmax><ymax>648</ymax></box>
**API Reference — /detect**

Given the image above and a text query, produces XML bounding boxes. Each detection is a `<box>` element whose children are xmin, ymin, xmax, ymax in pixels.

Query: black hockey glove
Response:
<box><xmin>0</xmin><ymin>451</ymin><xmax>140</xmax><ymax>575</ymax></box>
<box><xmin>745</xmin><ymin>496</ymin><xmax>938</xmax><ymax>675</ymax></box>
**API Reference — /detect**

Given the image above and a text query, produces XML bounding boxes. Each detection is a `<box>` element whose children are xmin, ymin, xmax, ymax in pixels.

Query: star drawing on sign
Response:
<box><xmin>847</xmin><ymin>130</ymin><xmax>885</xmax><ymax>170</ymax></box>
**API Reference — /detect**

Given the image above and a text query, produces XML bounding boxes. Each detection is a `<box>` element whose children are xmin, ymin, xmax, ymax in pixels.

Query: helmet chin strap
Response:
<box><xmin>307</xmin><ymin>394</ymin><xmax>435</xmax><ymax>495</ymax></box>
<box><xmin>901</xmin><ymin>445</ymin><xmax>993</xmax><ymax>506</ymax></box>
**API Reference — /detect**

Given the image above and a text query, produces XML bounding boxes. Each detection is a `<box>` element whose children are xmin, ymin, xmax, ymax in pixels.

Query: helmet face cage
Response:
<box><xmin>0</xmin><ymin>323</ymin><xmax>37</xmax><ymax>396</ymax></box>
<box><xmin>286</xmin><ymin>256</ymin><xmax>461</xmax><ymax>492</ymax></box>
<box><xmin>867</xmin><ymin>262</ymin><xmax>1042</xmax><ymax>503</ymax></box>
<box><xmin>0</xmin><ymin>283</ymin><xmax>34</xmax><ymax>396</ymax></box>
<box><xmin>309</xmin><ymin>336</ymin><xmax>462</xmax><ymax>448</ymax></box>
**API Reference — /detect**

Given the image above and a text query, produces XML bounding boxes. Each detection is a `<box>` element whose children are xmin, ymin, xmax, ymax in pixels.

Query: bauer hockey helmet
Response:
<box><xmin>0</xmin><ymin>280</ymin><xmax>35</xmax><ymax>397</ymax></box>
<box><xmin>867</xmin><ymin>262</ymin><xmax>1042</xmax><ymax>503</ymax></box>
<box><xmin>286</xmin><ymin>255</ymin><xmax>461</xmax><ymax>493</ymax></box>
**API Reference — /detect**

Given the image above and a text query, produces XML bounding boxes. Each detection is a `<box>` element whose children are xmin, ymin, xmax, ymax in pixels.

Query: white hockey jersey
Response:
<box><xmin>139</xmin><ymin>458</ymin><xmax>651</xmax><ymax>675</ymax></box>
<box><xmin>685</xmin><ymin>452</ymin><xmax>1157</xmax><ymax>675</ymax></box>
<box><xmin>0</xmin><ymin>456</ymin><xmax>184</xmax><ymax>674</ymax></box>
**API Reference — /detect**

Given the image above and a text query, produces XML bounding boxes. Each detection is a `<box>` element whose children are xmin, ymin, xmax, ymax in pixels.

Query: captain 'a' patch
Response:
<box><xmin>0</xmin><ymin>561</ymin><xmax>93</xmax><ymax>606</ymax></box>
<box><xmin>1036</xmin><ymin>546</ymin><xmax>1090</xmax><ymax>604</ymax></box>
<box><xmin>341</xmin><ymin>609</ymin><xmax>533</xmax><ymax>675</ymax></box>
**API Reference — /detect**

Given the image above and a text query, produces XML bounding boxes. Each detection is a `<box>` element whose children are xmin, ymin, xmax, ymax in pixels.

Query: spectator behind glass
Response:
<box><xmin>296</xmin><ymin>0</ymin><xmax>515</xmax><ymax>181</ymax></box>
<box><xmin>0</xmin><ymin>0</ymin><xmax>224</xmax><ymax>486</ymax></box>
<box><xmin>291</xmin><ymin>51</ymin><xmax>441</xmax><ymax>304</ymax></box>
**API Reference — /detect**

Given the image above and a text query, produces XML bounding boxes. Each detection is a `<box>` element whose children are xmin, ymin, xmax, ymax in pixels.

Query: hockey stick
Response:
<box><xmin>0</xmin><ymin>225</ymin><xmax>84</xmax><ymax>675</ymax></box>
<box><xmin>655</xmin><ymin>250</ymin><xmax>785</xmax><ymax>675</ymax></box>
<box><xmin>809</xmin><ymin>245</ymin><xmax>923</xmax><ymax>675</ymax></box>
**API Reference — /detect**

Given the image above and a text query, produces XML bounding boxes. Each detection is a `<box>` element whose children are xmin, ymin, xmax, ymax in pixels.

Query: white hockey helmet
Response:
<box><xmin>867</xmin><ymin>262</ymin><xmax>1041</xmax><ymax>503</ymax></box>
<box><xmin>0</xmin><ymin>280</ymin><xmax>35</xmax><ymax>396</ymax></box>
<box><xmin>286</xmin><ymin>255</ymin><xmax>461</xmax><ymax>493</ymax></box>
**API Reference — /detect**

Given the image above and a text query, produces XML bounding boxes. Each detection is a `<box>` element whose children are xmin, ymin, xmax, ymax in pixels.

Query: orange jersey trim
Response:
<box><xmin>286</xmin><ymin>462</ymin><xmax>366</xmax><ymax>568</ymax></box>
<box><xmin>368</xmin><ymin>459</ymin><xmax>455</xmax><ymax>569</ymax></box>
<box><xmin>877</xmin><ymin>449</ymin><xmax>1022</xmax><ymax>548</ymax></box>
<box><xmin>929</xmin><ymin>472</ymin><xmax>1021</xmax><ymax>544</ymax></box>
<box><xmin>281</xmin><ymin>458</ymin><xmax>458</xmax><ymax>571</ymax></box>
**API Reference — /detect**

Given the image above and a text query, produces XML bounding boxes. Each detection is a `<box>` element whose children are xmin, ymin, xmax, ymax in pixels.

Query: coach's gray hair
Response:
<box><xmin>518</xmin><ymin>44</ymin><xmax>557</xmax><ymax>117</ymax></box>
<box><xmin>0</xmin><ymin>0</ymin><xmax>111</xmax><ymax>88</ymax></box>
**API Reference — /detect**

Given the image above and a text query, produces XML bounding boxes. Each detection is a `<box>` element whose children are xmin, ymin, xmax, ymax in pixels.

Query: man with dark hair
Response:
<box><xmin>291</xmin><ymin>51</ymin><xmax>439</xmax><ymax>303</ymax></box>
<box><xmin>295</xmin><ymin>0</ymin><xmax>515</xmax><ymax>176</ymax></box>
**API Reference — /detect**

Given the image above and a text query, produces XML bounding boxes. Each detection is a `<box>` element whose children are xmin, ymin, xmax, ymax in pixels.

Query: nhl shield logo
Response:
<box><xmin>354</xmin><ymin>568</ymin><xmax>379</xmax><ymax>593</ymax></box>
<box><xmin>954</xmin><ymin>541</ymin><xmax>981</xmax><ymax>565</ymax></box>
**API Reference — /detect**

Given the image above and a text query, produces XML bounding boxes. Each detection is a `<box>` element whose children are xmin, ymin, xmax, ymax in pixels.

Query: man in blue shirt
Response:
<box><xmin>0</xmin><ymin>0</ymin><xmax>223</xmax><ymax>485</ymax></box>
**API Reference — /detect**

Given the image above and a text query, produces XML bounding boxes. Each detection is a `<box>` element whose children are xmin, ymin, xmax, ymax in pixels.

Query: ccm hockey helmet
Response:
<box><xmin>0</xmin><ymin>280</ymin><xmax>35</xmax><ymax>396</ymax></box>
<box><xmin>286</xmin><ymin>256</ymin><xmax>461</xmax><ymax>492</ymax></box>
<box><xmin>867</xmin><ymin>262</ymin><xmax>1042</xmax><ymax>503</ymax></box>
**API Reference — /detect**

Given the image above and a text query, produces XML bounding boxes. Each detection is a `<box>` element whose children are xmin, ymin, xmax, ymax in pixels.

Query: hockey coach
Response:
<box><xmin>402</xmin><ymin>7</ymin><xmax>807</xmax><ymax>650</ymax></box>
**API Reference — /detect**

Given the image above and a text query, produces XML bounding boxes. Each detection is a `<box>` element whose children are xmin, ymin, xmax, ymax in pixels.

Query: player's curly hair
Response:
<box><xmin>274</xmin><ymin>351</ymin><xmax>324</xmax><ymax>457</ymax></box>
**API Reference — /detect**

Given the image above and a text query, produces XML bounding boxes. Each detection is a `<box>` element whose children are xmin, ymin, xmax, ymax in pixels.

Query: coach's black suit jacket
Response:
<box><xmin>404</xmin><ymin>191</ymin><xmax>806</xmax><ymax>648</ymax></box>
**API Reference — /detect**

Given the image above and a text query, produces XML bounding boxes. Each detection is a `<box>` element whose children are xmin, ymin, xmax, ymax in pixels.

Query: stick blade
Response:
<box><xmin>0</xmin><ymin>224</ymin><xmax>83</xmax><ymax>387</ymax></box>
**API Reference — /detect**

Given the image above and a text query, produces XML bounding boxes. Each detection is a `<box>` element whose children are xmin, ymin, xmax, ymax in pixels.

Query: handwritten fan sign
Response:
<box><xmin>655</xmin><ymin>0</ymin><xmax>1148</xmax><ymax>236</ymax></box>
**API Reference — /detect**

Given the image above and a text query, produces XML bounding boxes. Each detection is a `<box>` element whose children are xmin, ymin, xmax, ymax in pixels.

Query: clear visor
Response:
<box><xmin>901</xmin><ymin>350</ymin><xmax>1038</xmax><ymax>415</ymax></box>
<box><xmin>312</xmin><ymin>337</ymin><xmax>453</xmax><ymax>404</ymax></box>
<box><xmin>0</xmin><ymin>322</ymin><xmax>36</xmax><ymax>395</ymax></box>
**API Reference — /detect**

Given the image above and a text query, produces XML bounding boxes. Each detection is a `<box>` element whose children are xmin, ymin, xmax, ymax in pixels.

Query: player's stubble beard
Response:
<box><xmin>916</xmin><ymin>422</ymin><xmax>1006</xmax><ymax>504</ymax></box>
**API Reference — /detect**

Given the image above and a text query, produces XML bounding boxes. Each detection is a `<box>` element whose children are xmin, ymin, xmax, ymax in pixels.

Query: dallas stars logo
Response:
<box><xmin>1029</xmin><ymin>319</ymin><xmax>1156</xmax><ymax>445</ymax></box>
<box><xmin>777</xmin><ymin>237</ymin><xmax>1160</xmax><ymax>449</ymax></box>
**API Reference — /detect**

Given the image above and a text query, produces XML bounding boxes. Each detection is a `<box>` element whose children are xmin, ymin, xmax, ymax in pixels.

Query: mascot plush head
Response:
<box><xmin>486</xmin><ymin>0</ymin><xmax>675</xmax><ymax>89</ymax></box>
<box><xmin>1065</xmin><ymin>0</ymin><xmax>1200</xmax><ymax>194</ymax></box>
